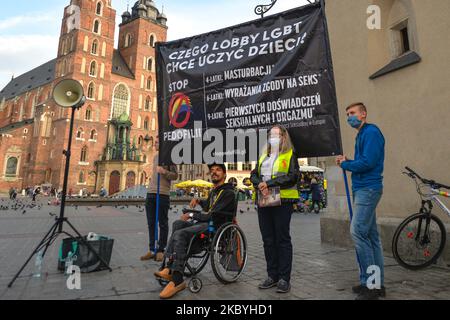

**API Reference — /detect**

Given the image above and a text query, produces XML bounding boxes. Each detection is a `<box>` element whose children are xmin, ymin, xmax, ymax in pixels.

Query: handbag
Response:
<box><xmin>58</xmin><ymin>236</ymin><xmax>114</xmax><ymax>273</ymax></box>
<box><xmin>257</xmin><ymin>186</ymin><xmax>281</xmax><ymax>208</ymax></box>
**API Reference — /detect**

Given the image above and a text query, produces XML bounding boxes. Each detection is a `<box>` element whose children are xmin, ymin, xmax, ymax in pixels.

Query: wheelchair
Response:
<box><xmin>156</xmin><ymin>206</ymin><xmax>248</xmax><ymax>293</ymax></box>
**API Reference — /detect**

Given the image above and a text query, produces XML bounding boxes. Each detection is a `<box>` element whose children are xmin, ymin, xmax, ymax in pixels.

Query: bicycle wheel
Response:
<box><xmin>392</xmin><ymin>212</ymin><xmax>446</xmax><ymax>270</ymax></box>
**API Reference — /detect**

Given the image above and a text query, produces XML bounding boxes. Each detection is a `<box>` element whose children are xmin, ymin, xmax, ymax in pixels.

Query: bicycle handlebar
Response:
<box><xmin>404</xmin><ymin>166</ymin><xmax>450</xmax><ymax>190</ymax></box>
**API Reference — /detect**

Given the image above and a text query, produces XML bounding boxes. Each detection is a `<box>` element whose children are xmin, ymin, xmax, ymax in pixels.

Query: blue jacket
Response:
<box><xmin>341</xmin><ymin>123</ymin><xmax>385</xmax><ymax>191</ymax></box>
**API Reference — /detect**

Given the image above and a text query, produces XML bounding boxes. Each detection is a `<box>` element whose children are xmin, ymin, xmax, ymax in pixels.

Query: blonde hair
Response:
<box><xmin>262</xmin><ymin>125</ymin><xmax>294</xmax><ymax>156</ymax></box>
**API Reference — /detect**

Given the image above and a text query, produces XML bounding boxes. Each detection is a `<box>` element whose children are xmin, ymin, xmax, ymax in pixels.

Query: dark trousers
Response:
<box><xmin>145</xmin><ymin>193</ymin><xmax>170</xmax><ymax>252</ymax></box>
<box><xmin>258</xmin><ymin>203</ymin><xmax>293</xmax><ymax>282</ymax></box>
<box><xmin>165</xmin><ymin>220</ymin><xmax>208</xmax><ymax>273</ymax></box>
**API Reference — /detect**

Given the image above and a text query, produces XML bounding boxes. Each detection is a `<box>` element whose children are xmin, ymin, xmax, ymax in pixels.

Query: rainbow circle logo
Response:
<box><xmin>168</xmin><ymin>93</ymin><xmax>192</xmax><ymax>128</ymax></box>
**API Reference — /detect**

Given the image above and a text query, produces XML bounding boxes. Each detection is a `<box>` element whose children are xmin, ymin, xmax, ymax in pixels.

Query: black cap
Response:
<box><xmin>207</xmin><ymin>163</ymin><xmax>226</xmax><ymax>173</ymax></box>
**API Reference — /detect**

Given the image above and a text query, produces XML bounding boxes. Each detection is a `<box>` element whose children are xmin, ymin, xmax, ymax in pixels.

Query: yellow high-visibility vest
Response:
<box><xmin>257</xmin><ymin>149</ymin><xmax>299</xmax><ymax>200</ymax></box>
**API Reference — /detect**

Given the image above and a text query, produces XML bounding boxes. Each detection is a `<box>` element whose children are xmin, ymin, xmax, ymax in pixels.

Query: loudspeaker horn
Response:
<box><xmin>52</xmin><ymin>79</ymin><xmax>85</xmax><ymax>108</ymax></box>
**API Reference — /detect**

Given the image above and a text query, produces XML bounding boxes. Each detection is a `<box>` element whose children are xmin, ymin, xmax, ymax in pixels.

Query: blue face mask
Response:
<box><xmin>347</xmin><ymin>115</ymin><xmax>362</xmax><ymax>129</ymax></box>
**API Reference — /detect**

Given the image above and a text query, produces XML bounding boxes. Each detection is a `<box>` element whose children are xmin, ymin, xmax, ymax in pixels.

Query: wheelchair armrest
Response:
<box><xmin>182</xmin><ymin>208</ymin><xmax>202</xmax><ymax>214</ymax></box>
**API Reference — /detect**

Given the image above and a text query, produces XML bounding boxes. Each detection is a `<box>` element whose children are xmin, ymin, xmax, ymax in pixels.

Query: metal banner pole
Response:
<box><xmin>153</xmin><ymin>173</ymin><xmax>161</xmax><ymax>255</ymax></box>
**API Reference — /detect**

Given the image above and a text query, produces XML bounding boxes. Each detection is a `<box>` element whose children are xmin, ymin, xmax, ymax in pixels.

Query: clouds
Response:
<box><xmin>0</xmin><ymin>9</ymin><xmax>61</xmax><ymax>89</ymax></box>
<box><xmin>0</xmin><ymin>0</ymin><xmax>310</xmax><ymax>89</ymax></box>
<box><xmin>0</xmin><ymin>35</ymin><xmax>59</xmax><ymax>89</ymax></box>
<box><xmin>0</xmin><ymin>14</ymin><xmax>56</xmax><ymax>31</ymax></box>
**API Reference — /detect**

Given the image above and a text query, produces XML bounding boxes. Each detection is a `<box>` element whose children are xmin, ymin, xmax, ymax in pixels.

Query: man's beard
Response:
<box><xmin>211</xmin><ymin>176</ymin><xmax>221</xmax><ymax>184</ymax></box>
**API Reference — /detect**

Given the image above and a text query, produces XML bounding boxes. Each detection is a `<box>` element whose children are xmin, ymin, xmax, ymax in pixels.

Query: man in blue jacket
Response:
<box><xmin>336</xmin><ymin>102</ymin><xmax>385</xmax><ymax>300</ymax></box>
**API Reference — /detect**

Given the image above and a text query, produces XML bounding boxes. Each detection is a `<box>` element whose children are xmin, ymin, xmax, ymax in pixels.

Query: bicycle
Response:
<box><xmin>392</xmin><ymin>167</ymin><xmax>450</xmax><ymax>270</ymax></box>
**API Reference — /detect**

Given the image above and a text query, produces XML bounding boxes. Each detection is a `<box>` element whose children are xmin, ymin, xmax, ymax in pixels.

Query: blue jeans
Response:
<box><xmin>351</xmin><ymin>188</ymin><xmax>384</xmax><ymax>286</ymax></box>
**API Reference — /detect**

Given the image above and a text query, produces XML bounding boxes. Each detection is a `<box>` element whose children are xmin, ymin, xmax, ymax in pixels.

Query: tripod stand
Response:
<box><xmin>8</xmin><ymin>88</ymin><xmax>112</xmax><ymax>288</ymax></box>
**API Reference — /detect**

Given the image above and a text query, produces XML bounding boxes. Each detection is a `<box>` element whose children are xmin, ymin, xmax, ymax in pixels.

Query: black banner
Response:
<box><xmin>156</xmin><ymin>2</ymin><xmax>342</xmax><ymax>165</ymax></box>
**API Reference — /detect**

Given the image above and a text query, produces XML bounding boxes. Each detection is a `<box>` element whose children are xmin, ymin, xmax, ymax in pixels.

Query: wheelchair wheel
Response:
<box><xmin>211</xmin><ymin>223</ymin><xmax>247</xmax><ymax>284</ymax></box>
<box><xmin>188</xmin><ymin>277</ymin><xmax>203</xmax><ymax>293</ymax></box>
<box><xmin>184</xmin><ymin>250</ymin><xmax>210</xmax><ymax>277</ymax></box>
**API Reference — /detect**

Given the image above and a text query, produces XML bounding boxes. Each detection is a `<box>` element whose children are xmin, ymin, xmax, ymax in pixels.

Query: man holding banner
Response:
<box><xmin>336</xmin><ymin>102</ymin><xmax>386</xmax><ymax>300</ymax></box>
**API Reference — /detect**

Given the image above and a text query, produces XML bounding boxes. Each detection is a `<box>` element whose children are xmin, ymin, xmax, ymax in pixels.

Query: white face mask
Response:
<box><xmin>268</xmin><ymin>137</ymin><xmax>281</xmax><ymax>147</ymax></box>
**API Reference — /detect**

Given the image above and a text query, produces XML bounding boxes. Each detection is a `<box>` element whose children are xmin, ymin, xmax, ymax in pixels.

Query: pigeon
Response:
<box><xmin>22</xmin><ymin>210</ymin><xmax>26</xmax><ymax>214</ymax></box>
<box><xmin>239</xmin><ymin>209</ymin><xmax>244</xmax><ymax>214</ymax></box>
<box><xmin>49</xmin><ymin>212</ymin><xmax>56</xmax><ymax>217</ymax></box>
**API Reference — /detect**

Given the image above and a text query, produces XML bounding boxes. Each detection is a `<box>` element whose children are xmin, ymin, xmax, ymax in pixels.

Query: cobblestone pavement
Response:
<box><xmin>0</xmin><ymin>197</ymin><xmax>449</xmax><ymax>300</ymax></box>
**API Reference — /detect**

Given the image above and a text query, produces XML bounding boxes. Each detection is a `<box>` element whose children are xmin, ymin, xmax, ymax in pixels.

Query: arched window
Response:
<box><xmin>85</xmin><ymin>107</ymin><xmax>92</xmax><ymax>120</ymax></box>
<box><xmin>90</xmin><ymin>129</ymin><xmax>97</xmax><ymax>140</ymax></box>
<box><xmin>96</xmin><ymin>1</ymin><xmax>103</xmax><ymax>15</ymax></box>
<box><xmin>80</xmin><ymin>146</ymin><xmax>88</xmax><ymax>162</ymax></box>
<box><xmin>87</xmin><ymin>82</ymin><xmax>95</xmax><ymax>99</ymax></box>
<box><xmin>147</xmin><ymin>58</ymin><xmax>153</xmax><ymax>71</ymax></box>
<box><xmin>143</xmin><ymin>117</ymin><xmax>149</xmax><ymax>130</ymax></box>
<box><xmin>91</xmin><ymin>39</ymin><xmax>98</xmax><ymax>55</ymax></box>
<box><xmin>89</xmin><ymin>61</ymin><xmax>97</xmax><ymax>77</ymax></box>
<box><xmin>149</xmin><ymin>136</ymin><xmax>154</xmax><ymax>148</ymax></box>
<box><xmin>146</xmin><ymin>77</ymin><xmax>152</xmax><ymax>90</ymax></box>
<box><xmin>145</xmin><ymin>96</ymin><xmax>151</xmax><ymax>110</ymax></box>
<box><xmin>149</xmin><ymin>35</ymin><xmax>156</xmax><ymax>47</ymax></box>
<box><xmin>5</xmin><ymin>157</ymin><xmax>18</xmax><ymax>177</ymax></box>
<box><xmin>138</xmin><ymin>135</ymin><xmax>143</xmax><ymax>145</ymax></box>
<box><xmin>111</xmin><ymin>84</ymin><xmax>129</xmax><ymax>118</ymax></box>
<box><xmin>93</xmin><ymin>20</ymin><xmax>101</xmax><ymax>34</ymax></box>
<box><xmin>125</xmin><ymin>33</ymin><xmax>132</xmax><ymax>48</ymax></box>
<box><xmin>79</xmin><ymin>171</ymin><xmax>85</xmax><ymax>183</ymax></box>
<box><xmin>76</xmin><ymin>128</ymin><xmax>84</xmax><ymax>139</ymax></box>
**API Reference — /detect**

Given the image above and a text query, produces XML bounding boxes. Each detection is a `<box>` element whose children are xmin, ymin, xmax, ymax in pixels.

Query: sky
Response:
<box><xmin>0</xmin><ymin>0</ymin><xmax>310</xmax><ymax>89</ymax></box>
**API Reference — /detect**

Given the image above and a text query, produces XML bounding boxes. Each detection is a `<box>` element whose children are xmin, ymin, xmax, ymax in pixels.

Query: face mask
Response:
<box><xmin>268</xmin><ymin>137</ymin><xmax>280</xmax><ymax>147</ymax></box>
<box><xmin>347</xmin><ymin>115</ymin><xmax>362</xmax><ymax>129</ymax></box>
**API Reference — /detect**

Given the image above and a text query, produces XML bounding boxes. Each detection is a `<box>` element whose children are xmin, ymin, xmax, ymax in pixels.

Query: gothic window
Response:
<box><xmin>85</xmin><ymin>107</ymin><xmax>92</xmax><ymax>120</ymax></box>
<box><xmin>89</xmin><ymin>61</ymin><xmax>97</xmax><ymax>77</ymax></box>
<box><xmin>90</xmin><ymin>129</ymin><xmax>97</xmax><ymax>140</ymax></box>
<box><xmin>87</xmin><ymin>82</ymin><xmax>95</xmax><ymax>99</ymax></box>
<box><xmin>93</xmin><ymin>20</ymin><xmax>101</xmax><ymax>34</ymax></box>
<box><xmin>144</xmin><ymin>117</ymin><xmax>149</xmax><ymax>130</ymax></box>
<box><xmin>145</xmin><ymin>96</ymin><xmax>151</xmax><ymax>110</ymax></box>
<box><xmin>91</xmin><ymin>39</ymin><xmax>98</xmax><ymax>55</ymax></box>
<box><xmin>5</xmin><ymin>157</ymin><xmax>18</xmax><ymax>177</ymax></box>
<box><xmin>76</xmin><ymin>127</ymin><xmax>84</xmax><ymax>139</ymax></box>
<box><xmin>125</xmin><ymin>33</ymin><xmax>133</xmax><ymax>48</ymax></box>
<box><xmin>146</xmin><ymin>77</ymin><xmax>152</xmax><ymax>90</ymax></box>
<box><xmin>149</xmin><ymin>35</ymin><xmax>156</xmax><ymax>47</ymax></box>
<box><xmin>96</xmin><ymin>1</ymin><xmax>103</xmax><ymax>16</ymax></box>
<box><xmin>111</xmin><ymin>84</ymin><xmax>129</xmax><ymax>118</ymax></box>
<box><xmin>80</xmin><ymin>146</ymin><xmax>88</xmax><ymax>162</ymax></box>
<box><xmin>79</xmin><ymin>171</ymin><xmax>85</xmax><ymax>183</ymax></box>
<box><xmin>147</xmin><ymin>58</ymin><xmax>153</xmax><ymax>71</ymax></box>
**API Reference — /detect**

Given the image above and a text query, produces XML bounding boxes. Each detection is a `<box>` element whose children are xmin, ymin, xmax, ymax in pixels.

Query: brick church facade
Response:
<box><xmin>0</xmin><ymin>0</ymin><xmax>167</xmax><ymax>195</ymax></box>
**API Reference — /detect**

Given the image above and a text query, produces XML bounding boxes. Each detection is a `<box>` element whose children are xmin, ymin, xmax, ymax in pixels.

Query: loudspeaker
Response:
<box><xmin>52</xmin><ymin>79</ymin><xmax>85</xmax><ymax>108</ymax></box>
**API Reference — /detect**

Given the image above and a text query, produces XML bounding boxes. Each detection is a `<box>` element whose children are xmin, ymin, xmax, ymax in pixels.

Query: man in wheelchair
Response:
<box><xmin>155</xmin><ymin>163</ymin><xmax>237</xmax><ymax>299</ymax></box>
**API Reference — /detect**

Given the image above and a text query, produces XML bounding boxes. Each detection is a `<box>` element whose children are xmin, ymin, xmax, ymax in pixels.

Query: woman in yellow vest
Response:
<box><xmin>250</xmin><ymin>125</ymin><xmax>299</xmax><ymax>293</ymax></box>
